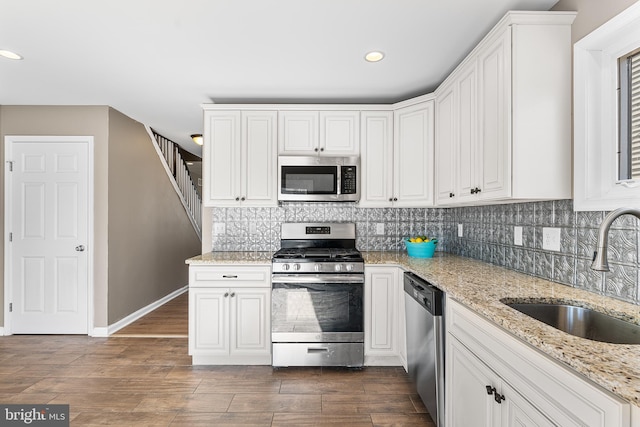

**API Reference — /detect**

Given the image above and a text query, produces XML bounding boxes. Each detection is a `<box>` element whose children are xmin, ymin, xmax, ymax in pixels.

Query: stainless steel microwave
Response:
<box><xmin>278</xmin><ymin>155</ymin><xmax>360</xmax><ymax>202</ymax></box>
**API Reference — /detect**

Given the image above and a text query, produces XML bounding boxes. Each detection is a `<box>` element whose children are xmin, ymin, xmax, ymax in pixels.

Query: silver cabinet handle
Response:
<box><xmin>230</xmin><ymin>292</ymin><xmax>235</xmax><ymax>297</ymax></box>
<box><xmin>224</xmin><ymin>292</ymin><xmax>229</xmax><ymax>297</ymax></box>
<box><xmin>75</xmin><ymin>245</ymin><xmax>85</xmax><ymax>252</ymax></box>
<box><xmin>222</xmin><ymin>275</ymin><xmax>237</xmax><ymax>279</ymax></box>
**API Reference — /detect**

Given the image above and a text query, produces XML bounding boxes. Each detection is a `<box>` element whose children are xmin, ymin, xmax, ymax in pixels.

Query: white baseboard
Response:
<box><xmin>105</xmin><ymin>285</ymin><xmax>188</xmax><ymax>336</ymax></box>
<box><xmin>0</xmin><ymin>327</ymin><xmax>5</xmax><ymax>336</ymax></box>
<box><xmin>91</xmin><ymin>327</ymin><xmax>109</xmax><ymax>337</ymax></box>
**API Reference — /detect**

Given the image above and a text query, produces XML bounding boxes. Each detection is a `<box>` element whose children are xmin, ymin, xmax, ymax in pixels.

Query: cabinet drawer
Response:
<box><xmin>190</xmin><ymin>266</ymin><xmax>271</xmax><ymax>288</ymax></box>
<box><xmin>447</xmin><ymin>298</ymin><xmax>629</xmax><ymax>427</ymax></box>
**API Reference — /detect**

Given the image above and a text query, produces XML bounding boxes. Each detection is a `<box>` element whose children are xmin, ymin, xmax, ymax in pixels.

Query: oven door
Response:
<box><xmin>271</xmin><ymin>273</ymin><xmax>364</xmax><ymax>343</ymax></box>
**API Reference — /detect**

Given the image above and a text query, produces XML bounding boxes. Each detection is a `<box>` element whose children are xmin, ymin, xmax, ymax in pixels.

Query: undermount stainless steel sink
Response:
<box><xmin>503</xmin><ymin>302</ymin><xmax>640</xmax><ymax>345</ymax></box>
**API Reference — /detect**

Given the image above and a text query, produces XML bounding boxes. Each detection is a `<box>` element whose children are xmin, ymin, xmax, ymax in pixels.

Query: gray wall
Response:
<box><xmin>0</xmin><ymin>106</ymin><xmax>201</xmax><ymax>329</ymax></box>
<box><xmin>0</xmin><ymin>106</ymin><xmax>111</xmax><ymax>327</ymax></box>
<box><xmin>107</xmin><ymin>108</ymin><xmax>201</xmax><ymax>324</ymax></box>
<box><xmin>552</xmin><ymin>0</ymin><xmax>638</xmax><ymax>43</ymax></box>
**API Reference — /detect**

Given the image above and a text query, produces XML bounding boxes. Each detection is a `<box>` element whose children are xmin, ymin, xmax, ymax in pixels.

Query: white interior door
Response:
<box><xmin>5</xmin><ymin>136</ymin><xmax>91</xmax><ymax>334</ymax></box>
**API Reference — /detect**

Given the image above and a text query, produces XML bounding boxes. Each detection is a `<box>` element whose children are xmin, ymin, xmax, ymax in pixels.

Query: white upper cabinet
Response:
<box><xmin>435</xmin><ymin>80</ymin><xmax>458</xmax><ymax>205</ymax></box>
<box><xmin>203</xmin><ymin>110</ymin><xmax>277</xmax><ymax>207</ymax></box>
<box><xmin>434</xmin><ymin>11</ymin><xmax>576</xmax><ymax>206</ymax></box>
<box><xmin>477</xmin><ymin>29</ymin><xmax>510</xmax><ymax>201</ymax></box>
<box><xmin>435</xmin><ymin>60</ymin><xmax>479</xmax><ymax>205</ymax></box>
<box><xmin>360</xmin><ymin>100</ymin><xmax>434</xmax><ymax>207</ymax></box>
<box><xmin>278</xmin><ymin>110</ymin><xmax>360</xmax><ymax>156</ymax></box>
<box><xmin>393</xmin><ymin>100</ymin><xmax>435</xmax><ymax>207</ymax></box>
<box><xmin>360</xmin><ymin>111</ymin><xmax>394</xmax><ymax>206</ymax></box>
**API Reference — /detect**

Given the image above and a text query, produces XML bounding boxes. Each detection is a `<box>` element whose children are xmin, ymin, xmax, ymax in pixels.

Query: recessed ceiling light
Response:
<box><xmin>0</xmin><ymin>50</ymin><xmax>23</xmax><ymax>60</ymax></box>
<box><xmin>365</xmin><ymin>51</ymin><xmax>384</xmax><ymax>62</ymax></box>
<box><xmin>191</xmin><ymin>134</ymin><xmax>203</xmax><ymax>146</ymax></box>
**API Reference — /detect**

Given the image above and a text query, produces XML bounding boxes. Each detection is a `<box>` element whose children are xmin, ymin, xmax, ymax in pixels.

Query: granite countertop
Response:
<box><xmin>186</xmin><ymin>251</ymin><xmax>273</xmax><ymax>265</ymax></box>
<box><xmin>186</xmin><ymin>250</ymin><xmax>640</xmax><ymax>406</ymax></box>
<box><xmin>363</xmin><ymin>251</ymin><xmax>640</xmax><ymax>407</ymax></box>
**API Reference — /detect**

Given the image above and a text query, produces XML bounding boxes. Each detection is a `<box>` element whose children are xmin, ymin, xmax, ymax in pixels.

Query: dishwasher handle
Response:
<box><xmin>404</xmin><ymin>272</ymin><xmax>444</xmax><ymax>316</ymax></box>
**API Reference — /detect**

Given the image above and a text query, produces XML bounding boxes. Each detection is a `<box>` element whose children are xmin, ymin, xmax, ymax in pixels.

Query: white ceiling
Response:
<box><xmin>0</xmin><ymin>0</ymin><xmax>558</xmax><ymax>156</ymax></box>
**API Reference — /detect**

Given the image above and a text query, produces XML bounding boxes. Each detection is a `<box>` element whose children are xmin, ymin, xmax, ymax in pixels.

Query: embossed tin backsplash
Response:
<box><xmin>210</xmin><ymin>200</ymin><xmax>640</xmax><ymax>305</ymax></box>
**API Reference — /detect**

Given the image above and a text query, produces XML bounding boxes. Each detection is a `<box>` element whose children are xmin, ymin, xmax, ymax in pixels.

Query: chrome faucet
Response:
<box><xmin>591</xmin><ymin>207</ymin><xmax>640</xmax><ymax>271</ymax></box>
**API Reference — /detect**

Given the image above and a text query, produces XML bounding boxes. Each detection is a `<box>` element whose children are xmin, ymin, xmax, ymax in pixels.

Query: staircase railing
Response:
<box><xmin>146</xmin><ymin>127</ymin><xmax>202</xmax><ymax>239</ymax></box>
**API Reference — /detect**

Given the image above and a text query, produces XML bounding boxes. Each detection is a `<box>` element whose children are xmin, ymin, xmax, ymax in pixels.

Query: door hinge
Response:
<box><xmin>6</xmin><ymin>161</ymin><xmax>13</xmax><ymax>172</ymax></box>
<box><xmin>9</xmin><ymin>303</ymin><xmax>12</xmax><ymax>313</ymax></box>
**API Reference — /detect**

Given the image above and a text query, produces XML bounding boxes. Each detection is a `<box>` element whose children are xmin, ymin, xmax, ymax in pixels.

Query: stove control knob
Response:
<box><xmin>293</xmin><ymin>264</ymin><xmax>301</xmax><ymax>271</ymax></box>
<box><xmin>334</xmin><ymin>264</ymin><xmax>342</xmax><ymax>272</ymax></box>
<box><xmin>345</xmin><ymin>264</ymin><xmax>354</xmax><ymax>272</ymax></box>
<box><xmin>281</xmin><ymin>264</ymin><xmax>290</xmax><ymax>271</ymax></box>
<box><xmin>314</xmin><ymin>264</ymin><xmax>321</xmax><ymax>272</ymax></box>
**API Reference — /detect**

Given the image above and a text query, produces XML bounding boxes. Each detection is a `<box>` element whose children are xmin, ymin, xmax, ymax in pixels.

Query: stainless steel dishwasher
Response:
<box><xmin>404</xmin><ymin>272</ymin><xmax>445</xmax><ymax>427</ymax></box>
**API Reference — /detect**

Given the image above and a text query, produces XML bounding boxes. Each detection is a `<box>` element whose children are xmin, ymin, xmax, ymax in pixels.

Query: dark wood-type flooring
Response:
<box><xmin>0</xmin><ymin>291</ymin><xmax>435</xmax><ymax>426</ymax></box>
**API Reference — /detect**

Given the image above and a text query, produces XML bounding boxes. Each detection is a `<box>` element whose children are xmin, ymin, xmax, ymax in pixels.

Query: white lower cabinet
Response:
<box><xmin>188</xmin><ymin>265</ymin><xmax>271</xmax><ymax>365</ymax></box>
<box><xmin>448</xmin><ymin>336</ymin><xmax>554</xmax><ymax>427</ymax></box>
<box><xmin>446</xmin><ymin>298</ymin><xmax>630</xmax><ymax>427</ymax></box>
<box><xmin>364</xmin><ymin>266</ymin><xmax>405</xmax><ymax>367</ymax></box>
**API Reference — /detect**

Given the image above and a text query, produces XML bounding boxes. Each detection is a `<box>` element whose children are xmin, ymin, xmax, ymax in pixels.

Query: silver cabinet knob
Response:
<box><xmin>75</xmin><ymin>245</ymin><xmax>85</xmax><ymax>252</ymax></box>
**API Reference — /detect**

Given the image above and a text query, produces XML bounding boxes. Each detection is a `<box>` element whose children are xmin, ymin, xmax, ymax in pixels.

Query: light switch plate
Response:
<box><xmin>376</xmin><ymin>223</ymin><xmax>385</xmax><ymax>235</ymax></box>
<box><xmin>542</xmin><ymin>227</ymin><xmax>561</xmax><ymax>252</ymax></box>
<box><xmin>213</xmin><ymin>222</ymin><xmax>226</xmax><ymax>235</ymax></box>
<box><xmin>514</xmin><ymin>226</ymin><xmax>523</xmax><ymax>246</ymax></box>
<box><xmin>457</xmin><ymin>224</ymin><xmax>463</xmax><ymax>237</ymax></box>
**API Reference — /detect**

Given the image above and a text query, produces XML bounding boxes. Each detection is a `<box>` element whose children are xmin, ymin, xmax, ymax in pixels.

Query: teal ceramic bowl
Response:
<box><xmin>403</xmin><ymin>238</ymin><xmax>438</xmax><ymax>258</ymax></box>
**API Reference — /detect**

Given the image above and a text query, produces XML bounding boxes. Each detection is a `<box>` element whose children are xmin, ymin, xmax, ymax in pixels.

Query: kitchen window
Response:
<box><xmin>618</xmin><ymin>48</ymin><xmax>640</xmax><ymax>181</ymax></box>
<box><xmin>574</xmin><ymin>2</ymin><xmax>640</xmax><ymax>211</ymax></box>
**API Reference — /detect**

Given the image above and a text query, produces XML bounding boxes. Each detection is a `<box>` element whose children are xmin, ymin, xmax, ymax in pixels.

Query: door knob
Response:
<box><xmin>75</xmin><ymin>245</ymin><xmax>85</xmax><ymax>252</ymax></box>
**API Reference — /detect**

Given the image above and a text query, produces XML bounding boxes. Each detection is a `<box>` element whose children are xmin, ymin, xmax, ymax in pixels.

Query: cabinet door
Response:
<box><xmin>230</xmin><ymin>288</ymin><xmax>270</xmax><ymax>356</ymax></box>
<box><xmin>203</xmin><ymin>111</ymin><xmax>241</xmax><ymax>205</ymax></box>
<box><xmin>360</xmin><ymin>111</ymin><xmax>394</xmax><ymax>207</ymax></box>
<box><xmin>320</xmin><ymin>111</ymin><xmax>360</xmax><ymax>155</ymax></box>
<box><xmin>456</xmin><ymin>62</ymin><xmax>479</xmax><ymax>203</ymax></box>
<box><xmin>242</xmin><ymin>111</ymin><xmax>277</xmax><ymax>206</ymax></box>
<box><xmin>364</xmin><ymin>267</ymin><xmax>398</xmax><ymax>358</ymax></box>
<box><xmin>393</xmin><ymin>101</ymin><xmax>435</xmax><ymax>207</ymax></box>
<box><xmin>278</xmin><ymin>111</ymin><xmax>319</xmax><ymax>154</ymax></box>
<box><xmin>435</xmin><ymin>83</ymin><xmax>457</xmax><ymax>205</ymax></box>
<box><xmin>478</xmin><ymin>28</ymin><xmax>511</xmax><ymax>200</ymax></box>
<box><xmin>189</xmin><ymin>288</ymin><xmax>229</xmax><ymax>355</ymax></box>
<box><xmin>447</xmin><ymin>337</ymin><xmax>498</xmax><ymax>427</ymax></box>
<box><xmin>501</xmin><ymin>382</ymin><xmax>555</xmax><ymax>427</ymax></box>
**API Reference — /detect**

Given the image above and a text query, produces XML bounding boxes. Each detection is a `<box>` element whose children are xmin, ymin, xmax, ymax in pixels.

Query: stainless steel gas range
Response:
<box><xmin>271</xmin><ymin>223</ymin><xmax>364</xmax><ymax>367</ymax></box>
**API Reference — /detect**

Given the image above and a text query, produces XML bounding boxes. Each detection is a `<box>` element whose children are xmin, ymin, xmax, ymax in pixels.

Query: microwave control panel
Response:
<box><xmin>341</xmin><ymin>166</ymin><xmax>357</xmax><ymax>194</ymax></box>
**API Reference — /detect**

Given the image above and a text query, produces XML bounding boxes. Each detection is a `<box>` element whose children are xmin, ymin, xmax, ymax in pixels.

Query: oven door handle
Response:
<box><xmin>271</xmin><ymin>274</ymin><xmax>365</xmax><ymax>284</ymax></box>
